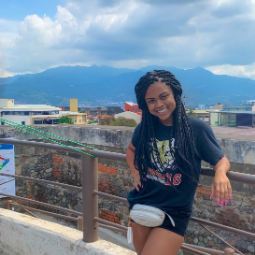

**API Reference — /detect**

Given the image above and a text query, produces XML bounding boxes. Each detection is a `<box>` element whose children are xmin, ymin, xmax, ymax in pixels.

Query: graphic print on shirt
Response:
<box><xmin>147</xmin><ymin>138</ymin><xmax>182</xmax><ymax>186</ymax></box>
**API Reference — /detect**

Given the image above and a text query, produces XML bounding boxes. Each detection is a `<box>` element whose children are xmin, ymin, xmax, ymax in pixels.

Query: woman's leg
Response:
<box><xmin>141</xmin><ymin>227</ymin><xmax>184</xmax><ymax>255</ymax></box>
<box><xmin>132</xmin><ymin>222</ymin><xmax>152</xmax><ymax>255</ymax></box>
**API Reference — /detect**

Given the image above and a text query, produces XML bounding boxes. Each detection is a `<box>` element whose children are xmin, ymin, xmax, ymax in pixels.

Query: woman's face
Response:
<box><xmin>145</xmin><ymin>81</ymin><xmax>176</xmax><ymax>126</ymax></box>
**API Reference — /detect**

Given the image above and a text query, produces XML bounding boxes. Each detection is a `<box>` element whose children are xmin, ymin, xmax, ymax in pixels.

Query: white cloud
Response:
<box><xmin>205</xmin><ymin>63</ymin><xmax>255</xmax><ymax>79</ymax></box>
<box><xmin>17</xmin><ymin>5</ymin><xmax>79</xmax><ymax>47</ymax></box>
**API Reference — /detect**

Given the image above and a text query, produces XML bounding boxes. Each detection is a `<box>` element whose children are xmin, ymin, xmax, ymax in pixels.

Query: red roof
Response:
<box><xmin>125</xmin><ymin>102</ymin><xmax>142</xmax><ymax>114</ymax></box>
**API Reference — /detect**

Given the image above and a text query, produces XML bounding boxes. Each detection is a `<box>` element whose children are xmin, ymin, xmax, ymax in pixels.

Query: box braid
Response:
<box><xmin>134</xmin><ymin>70</ymin><xmax>199</xmax><ymax>191</ymax></box>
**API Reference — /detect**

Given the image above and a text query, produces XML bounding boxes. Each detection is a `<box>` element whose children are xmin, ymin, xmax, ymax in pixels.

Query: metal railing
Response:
<box><xmin>0</xmin><ymin>138</ymin><xmax>254</xmax><ymax>255</ymax></box>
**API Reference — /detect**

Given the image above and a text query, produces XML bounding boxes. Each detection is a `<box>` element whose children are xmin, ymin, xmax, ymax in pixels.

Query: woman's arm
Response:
<box><xmin>126</xmin><ymin>141</ymin><xmax>142</xmax><ymax>191</ymax></box>
<box><xmin>211</xmin><ymin>156</ymin><xmax>232</xmax><ymax>206</ymax></box>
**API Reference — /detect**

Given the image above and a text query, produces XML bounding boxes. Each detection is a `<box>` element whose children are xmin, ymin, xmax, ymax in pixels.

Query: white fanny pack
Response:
<box><xmin>127</xmin><ymin>204</ymin><xmax>175</xmax><ymax>243</ymax></box>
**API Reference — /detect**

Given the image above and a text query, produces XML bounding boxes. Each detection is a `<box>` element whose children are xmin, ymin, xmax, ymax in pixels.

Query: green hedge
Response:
<box><xmin>99</xmin><ymin>116</ymin><xmax>137</xmax><ymax>127</ymax></box>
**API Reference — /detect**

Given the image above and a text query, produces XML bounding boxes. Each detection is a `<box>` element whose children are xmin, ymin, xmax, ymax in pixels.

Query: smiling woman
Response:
<box><xmin>126</xmin><ymin>70</ymin><xmax>232</xmax><ymax>255</ymax></box>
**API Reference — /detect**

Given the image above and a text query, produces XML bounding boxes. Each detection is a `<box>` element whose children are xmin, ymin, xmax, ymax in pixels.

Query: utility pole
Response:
<box><xmin>183</xmin><ymin>95</ymin><xmax>187</xmax><ymax>108</ymax></box>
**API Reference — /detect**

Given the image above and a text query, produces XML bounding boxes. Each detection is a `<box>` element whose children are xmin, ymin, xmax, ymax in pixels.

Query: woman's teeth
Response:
<box><xmin>158</xmin><ymin>108</ymin><xmax>167</xmax><ymax>113</ymax></box>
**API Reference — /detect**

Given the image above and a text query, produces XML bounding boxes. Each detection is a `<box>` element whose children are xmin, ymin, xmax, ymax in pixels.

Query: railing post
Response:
<box><xmin>224</xmin><ymin>248</ymin><xmax>235</xmax><ymax>255</ymax></box>
<box><xmin>81</xmin><ymin>154</ymin><xmax>98</xmax><ymax>242</ymax></box>
<box><xmin>7</xmin><ymin>200</ymin><xmax>12</xmax><ymax>210</ymax></box>
<box><xmin>77</xmin><ymin>216</ymin><xmax>83</xmax><ymax>231</ymax></box>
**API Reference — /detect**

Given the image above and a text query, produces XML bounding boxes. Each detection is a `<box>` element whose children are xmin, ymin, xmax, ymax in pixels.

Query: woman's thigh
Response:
<box><xmin>132</xmin><ymin>222</ymin><xmax>152</xmax><ymax>255</ymax></box>
<box><xmin>141</xmin><ymin>227</ymin><xmax>184</xmax><ymax>255</ymax></box>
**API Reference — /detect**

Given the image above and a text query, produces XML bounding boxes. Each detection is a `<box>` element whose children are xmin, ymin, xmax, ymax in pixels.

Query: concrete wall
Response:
<box><xmin>0</xmin><ymin>208</ymin><xmax>135</xmax><ymax>255</ymax></box>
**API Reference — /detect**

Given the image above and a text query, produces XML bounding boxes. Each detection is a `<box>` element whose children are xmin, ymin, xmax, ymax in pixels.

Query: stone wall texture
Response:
<box><xmin>0</xmin><ymin>124</ymin><xmax>255</xmax><ymax>254</ymax></box>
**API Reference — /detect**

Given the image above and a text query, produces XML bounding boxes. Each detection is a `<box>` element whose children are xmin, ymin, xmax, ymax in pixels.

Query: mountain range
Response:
<box><xmin>1</xmin><ymin>65</ymin><xmax>255</xmax><ymax>107</ymax></box>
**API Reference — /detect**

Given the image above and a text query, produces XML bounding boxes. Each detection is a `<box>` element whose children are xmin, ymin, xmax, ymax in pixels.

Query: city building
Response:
<box><xmin>246</xmin><ymin>100</ymin><xmax>255</xmax><ymax>106</ymax></box>
<box><xmin>186</xmin><ymin>110</ymin><xmax>210</xmax><ymax>124</ymax></box>
<box><xmin>223</xmin><ymin>105</ymin><xmax>255</xmax><ymax>111</ymax></box>
<box><xmin>222</xmin><ymin>100</ymin><xmax>255</xmax><ymax>112</ymax></box>
<box><xmin>70</xmin><ymin>98</ymin><xmax>78</xmax><ymax>112</ymax></box>
<box><xmin>198</xmin><ymin>104</ymin><xmax>205</xmax><ymax>110</ymax></box>
<box><xmin>114</xmin><ymin>111</ymin><xmax>141</xmax><ymax>124</ymax></box>
<box><xmin>59</xmin><ymin>106</ymin><xmax>123</xmax><ymax>116</ymax></box>
<box><xmin>0</xmin><ymin>99</ymin><xmax>87</xmax><ymax>125</ymax></box>
<box><xmin>0</xmin><ymin>99</ymin><xmax>61</xmax><ymax>125</ymax></box>
<box><xmin>209</xmin><ymin>111</ymin><xmax>255</xmax><ymax>127</ymax></box>
<box><xmin>214</xmin><ymin>104</ymin><xmax>224</xmax><ymax>110</ymax></box>
<box><xmin>29</xmin><ymin>111</ymin><xmax>87</xmax><ymax>125</ymax></box>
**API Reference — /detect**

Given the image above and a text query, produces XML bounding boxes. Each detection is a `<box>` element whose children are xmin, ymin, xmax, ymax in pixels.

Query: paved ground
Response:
<box><xmin>212</xmin><ymin>126</ymin><xmax>255</xmax><ymax>141</ymax></box>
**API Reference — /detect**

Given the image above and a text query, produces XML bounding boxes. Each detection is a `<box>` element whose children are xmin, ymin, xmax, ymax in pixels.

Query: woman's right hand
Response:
<box><xmin>133</xmin><ymin>172</ymin><xmax>142</xmax><ymax>192</ymax></box>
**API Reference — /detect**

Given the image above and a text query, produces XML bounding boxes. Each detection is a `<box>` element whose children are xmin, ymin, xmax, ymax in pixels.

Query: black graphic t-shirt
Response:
<box><xmin>127</xmin><ymin>117</ymin><xmax>224</xmax><ymax>216</ymax></box>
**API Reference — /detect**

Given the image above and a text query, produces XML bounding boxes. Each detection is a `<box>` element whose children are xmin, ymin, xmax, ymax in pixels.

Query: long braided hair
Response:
<box><xmin>134</xmin><ymin>70</ymin><xmax>199</xmax><ymax>190</ymax></box>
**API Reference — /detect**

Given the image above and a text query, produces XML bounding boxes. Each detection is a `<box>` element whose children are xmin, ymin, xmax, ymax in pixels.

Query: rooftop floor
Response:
<box><xmin>212</xmin><ymin>126</ymin><xmax>255</xmax><ymax>141</ymax></box>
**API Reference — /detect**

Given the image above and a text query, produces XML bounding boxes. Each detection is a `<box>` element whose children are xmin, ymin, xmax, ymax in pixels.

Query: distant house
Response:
<box><xmin>125</xmin><ymin>102</ymin><xmax>142</xmax><ymax>116</ymax></box>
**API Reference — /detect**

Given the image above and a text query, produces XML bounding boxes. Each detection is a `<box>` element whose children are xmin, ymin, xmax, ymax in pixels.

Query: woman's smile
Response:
<box><xmin>156</xmin><ymin>108</ymin><xmax>168</xmax><ymax>115</ymax></box>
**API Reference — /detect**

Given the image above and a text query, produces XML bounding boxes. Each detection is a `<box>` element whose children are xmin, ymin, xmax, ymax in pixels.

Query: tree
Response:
<box><xmin>186</xmin><ymin>108</ymin><xmax>198</xmax><ymax>119</ymax></box>
<box><xmin>99</xmin><ymin>116</ymin><xmax>137</xmax><ymax>127</ymax></box>
<box><xmin>57</xmin><ymin>116</ymin><xmax>73</xmax><ymax>124</ymax></box>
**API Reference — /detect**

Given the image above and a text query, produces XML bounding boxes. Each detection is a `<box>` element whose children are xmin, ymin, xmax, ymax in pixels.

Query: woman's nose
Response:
<box><xmin>155</xmin><ymin>100</ymin><xmax>164</xmax><ymax>109</ymax></box>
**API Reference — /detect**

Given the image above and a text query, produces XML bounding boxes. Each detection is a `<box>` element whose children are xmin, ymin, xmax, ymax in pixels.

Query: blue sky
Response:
<box><xmin>0</xmin><ymin>0</ymin><xmax>255</xmax><ymax>79</ymax></box>
<box><xmin>0</xmin><ymin>0</ymin><xmax>63</xmax><ymax>20</ymax></box>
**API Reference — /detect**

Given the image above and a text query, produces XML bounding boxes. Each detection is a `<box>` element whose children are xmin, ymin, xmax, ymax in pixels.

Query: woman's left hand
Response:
<box><xmin>211</xmin><ymin>156</ymin><xmax>232</xmax><ymax>206</ymax></box>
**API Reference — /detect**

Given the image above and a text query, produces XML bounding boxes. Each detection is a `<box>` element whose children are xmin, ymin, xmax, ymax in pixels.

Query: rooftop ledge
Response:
<box><xmin>0</xmin><ymin>208</ymin><xmax>135</xmax><ymax>255</ymax></box>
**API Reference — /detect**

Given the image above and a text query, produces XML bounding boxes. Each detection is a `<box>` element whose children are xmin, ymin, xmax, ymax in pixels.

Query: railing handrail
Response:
<box><xmin>0</xmin><ymin>172</ymin><xmax>82</xmax><ymax>191</ymax></box>
<box><xmin>0</xmin><ymin>192</ymin><xmax>82</xmax><ymax>216</ymax></box>
<box><xmin>1</xmin><ymin>138</ymin><xmax>255</xmax><ymax>184</ymax></box>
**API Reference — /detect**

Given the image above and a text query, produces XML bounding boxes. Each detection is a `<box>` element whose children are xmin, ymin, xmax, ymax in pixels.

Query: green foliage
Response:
<box><xmin>99</xmin><ymin>116</ymin><xmax>137</xmax><ymax>127</ymax></box>
<box><xmin>88</xmin><ymin>120</ymin><xmax>97</xmax><ymax>124</ymax></box>
<box><xmin>186</xmin><ymin>108</ymin><xmax>198</xmax><ymax>118</ymax></box>
<box><xmin>57</xmin><ymin>116</ymin><xmax>73</xmax><ymax>124</ymax></box>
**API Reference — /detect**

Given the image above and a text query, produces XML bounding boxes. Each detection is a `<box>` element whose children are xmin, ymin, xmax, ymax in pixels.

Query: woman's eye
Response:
<box><xmin>148</xmin><ymin>100</ymin><xmax>155</xmax><ymax>104</ymax></box>
<box><xmin>161</xmin><ymin>95</ymin><xmax>167</xmax><ymax>99</ymax></box>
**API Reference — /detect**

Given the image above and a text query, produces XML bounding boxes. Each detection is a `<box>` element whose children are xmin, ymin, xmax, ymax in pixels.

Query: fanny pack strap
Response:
<box><xmin>165</xmin><ymin>212</ymin><xmax>175</xmax><ymax>227</ymax></box>
<box><xmin>127</xmin><ymin>213</ymin><xmax>133</xmax><ymax>244</ymax></box>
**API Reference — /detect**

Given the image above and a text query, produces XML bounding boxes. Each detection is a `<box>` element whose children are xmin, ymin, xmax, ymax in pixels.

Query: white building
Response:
<box><xmin>0</xmin><ymin>99</ymin><xmax>61</xmax><ymax>125</ymax></box>
<box><xmin>114</xmin><ymin>111</ymin><xmax>141</xmax><ymax>124</ymax></box>
<box><xmin>198</xmin><ymin>104</ymin><xmax>205</xmax><ymax>110</ymax></box>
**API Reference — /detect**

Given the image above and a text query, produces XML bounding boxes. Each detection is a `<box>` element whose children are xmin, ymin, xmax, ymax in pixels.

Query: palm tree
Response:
<box><xmin>186</xmin><ymin>108</ymin><xmax>198</xmax><ymax>119</ymax></box>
